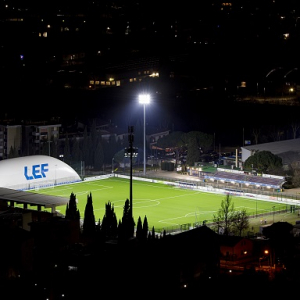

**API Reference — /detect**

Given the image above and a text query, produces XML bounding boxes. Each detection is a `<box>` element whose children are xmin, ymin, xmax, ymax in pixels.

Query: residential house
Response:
<box><xmin>219</xmin><ymin>235</ymin><xmax>254</xmax><ymax>268</ymax></box>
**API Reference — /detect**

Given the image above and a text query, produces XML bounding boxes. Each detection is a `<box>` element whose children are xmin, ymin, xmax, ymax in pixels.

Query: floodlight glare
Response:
<box><xmin>138</xmin><ymin>94</ymin><xmax>150</xmax><ymax>104</ymax></box>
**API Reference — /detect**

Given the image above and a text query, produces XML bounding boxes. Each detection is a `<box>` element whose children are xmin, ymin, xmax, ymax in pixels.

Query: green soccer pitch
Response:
<box><xmin>32</xmin><ymin>176</ymin><xmax>291</xmax><ymax>232</ymax></box>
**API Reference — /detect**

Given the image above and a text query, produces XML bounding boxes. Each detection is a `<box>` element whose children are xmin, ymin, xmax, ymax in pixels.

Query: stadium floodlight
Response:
<box><xmin>139</xmin><ymin>94</ymin><xmax>150</xmax><ymax>176</ymax></box>
<box><xmin>124</xmin><ymin>147</ymin><xmax>138</xmax><ymax>158</ymax></box>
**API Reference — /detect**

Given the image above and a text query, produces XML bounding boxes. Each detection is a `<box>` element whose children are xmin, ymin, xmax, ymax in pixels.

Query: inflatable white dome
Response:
<box><xmin>0</xmin><ymin>155</ymin><xmax>82</xmax><ymax>190</ymax></box>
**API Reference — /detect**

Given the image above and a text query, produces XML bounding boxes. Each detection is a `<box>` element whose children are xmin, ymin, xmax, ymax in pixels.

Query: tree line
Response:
<box><xmin>65</xmin><ymin>191</ymin><xmax>162</xmax><ymax>244</ymax></box>
<box><xmin>65</xmin><ymin>189</ymin><xmax>251</xmax><ymax>244</ymax></box>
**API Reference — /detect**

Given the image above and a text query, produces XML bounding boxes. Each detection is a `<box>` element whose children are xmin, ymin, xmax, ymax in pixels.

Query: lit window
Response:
<box><xmin>150</xmin><ymin>72</ymin><xmax>159</xmax><ymax>77</ymax></box>
<box><xmin>283</xmin><ymin>33</ymin><xmax>289</xmax><ymax>39</ymax></box>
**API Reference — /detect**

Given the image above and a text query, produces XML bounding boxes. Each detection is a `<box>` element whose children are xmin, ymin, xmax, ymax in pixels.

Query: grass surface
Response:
<box><xmin>33</xmin><ymin>177</ymin><xmax>299</xmax><ymax>233</ymax></box>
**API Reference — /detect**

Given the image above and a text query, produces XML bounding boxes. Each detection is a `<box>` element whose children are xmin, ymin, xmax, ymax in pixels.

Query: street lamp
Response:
<box><xmin>139</xmin><ymin>94</ymin><xmax>150</xmax><ymax>176</ymax></box>
<box><xmin>112</xmin><ymin>157</ymin><xmax>114</xmax><ymax>174</ymax></box>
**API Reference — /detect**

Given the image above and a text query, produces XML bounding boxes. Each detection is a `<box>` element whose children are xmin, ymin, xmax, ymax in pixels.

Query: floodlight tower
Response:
<box><xmin>139</xmin><ymin>94</ymin><xmax>150</xmax><ymax>176</ymax></box>
<box><xmin>128</xmin><ymin>126</ymin><xmax>134</xmax><ymax>218</ymax></box>
<box><xmin>124</xmin><ymin>126</ymin><xmax>138</xmax><ymax>219</ymax></box>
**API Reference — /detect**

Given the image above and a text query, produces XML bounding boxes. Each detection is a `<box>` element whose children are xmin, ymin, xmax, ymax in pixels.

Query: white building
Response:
<box><xmin>241</xmin><ymin>138</ymin><xmax>300</xmax><ymax>169</ymax></box>
<box><xmin>0</xmin><ymin>155</ymin><xmax>81</xmax><ymax>191</ymax></box>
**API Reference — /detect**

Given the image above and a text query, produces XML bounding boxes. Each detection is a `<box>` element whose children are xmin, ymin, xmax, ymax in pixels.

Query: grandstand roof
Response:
<box><xmin>0</xmin><ymin>187</ymin><xmax>69</xmax><ymax>208</ymax></box>
<box><xmin>204</xmin><ymin>171</ymin><xmax>285</xmax><ymax>189</ymax></box>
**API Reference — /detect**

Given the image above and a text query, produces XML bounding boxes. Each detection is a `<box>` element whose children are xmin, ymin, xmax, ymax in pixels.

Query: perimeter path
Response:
<box><xmin>145</xmin><ymin>170</ymin><xmax>201</xmax><ymax>182</ymax></box>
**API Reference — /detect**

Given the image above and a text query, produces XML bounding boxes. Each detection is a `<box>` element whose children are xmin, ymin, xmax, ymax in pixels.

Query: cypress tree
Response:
<box><xmin>152</xmin><ymin>226</ymin><xmax>155</xmax><ymax>239</ymax></box>
<box><xmin>142</xmin><ymin>215</ymin><xmax>148</xmax><ymax>240</ymax></box>
<box><xmin>82</xmin><ymin>192</ymin><xmax>96</xmax><ymax>237</ymax></box>
<box><xmin>65</xmin><ymin>192</ymin><xmax>81</xmax><ymax>242</ymax></box>
<box><xmin>65</xmin><ymin>192</ymin><xmax>80</xmax><ymax>220</ymax></box>
<box><xmin>101</xmin><ymin>201</ymin><xmax>118</xmax><ymax>240</ymax></box>
<box><xmin>136</xmin><ymin>216</ymin><xmax>143</xmax><ymax>240</ymax></box>
<box><xmin>121</xmin><ymin>199</ymin><xmax>135</xmax><ymax>240</ymax></box>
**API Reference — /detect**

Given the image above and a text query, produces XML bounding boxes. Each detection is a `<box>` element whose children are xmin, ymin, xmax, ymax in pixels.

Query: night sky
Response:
<box><xmin>1</xmin><ymin>0</ymin><xmax>300</xmax><ymax>146</ymax></box>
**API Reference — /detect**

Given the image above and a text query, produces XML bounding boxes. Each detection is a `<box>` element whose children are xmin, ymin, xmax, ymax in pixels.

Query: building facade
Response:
<box><xmin>0</xmin><ymin>123</ymin><xmax>61</xmax><ymax>160</ymax></box>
